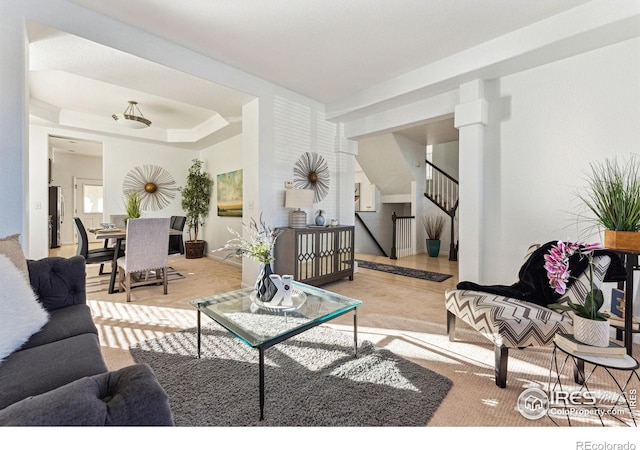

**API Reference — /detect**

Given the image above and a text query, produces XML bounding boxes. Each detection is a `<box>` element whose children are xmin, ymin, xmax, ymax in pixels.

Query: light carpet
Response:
<box><xmin>130</xmin><ymin>321</ymin><xmax>453</xmax><ymax>426</ymax></box>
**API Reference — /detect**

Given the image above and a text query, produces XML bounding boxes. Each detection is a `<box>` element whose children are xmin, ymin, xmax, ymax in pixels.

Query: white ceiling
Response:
<box><xmin>29</xmin><ymin>0</ymin><xmax>591</xmax><ymax>153</ymax></box>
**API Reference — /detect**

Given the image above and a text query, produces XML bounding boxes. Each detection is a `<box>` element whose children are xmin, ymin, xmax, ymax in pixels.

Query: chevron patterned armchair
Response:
<box><xmin>445</xmin><ymin>244</ymin><xmax>613</xmax><ymax>388</ymax></box>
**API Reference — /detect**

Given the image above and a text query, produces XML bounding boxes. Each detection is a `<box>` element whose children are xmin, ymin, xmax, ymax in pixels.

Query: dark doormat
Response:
<box><xmin>355</xmin><ymin>259</ymin><xmax>452</xmax><ymax>282</ymax></box>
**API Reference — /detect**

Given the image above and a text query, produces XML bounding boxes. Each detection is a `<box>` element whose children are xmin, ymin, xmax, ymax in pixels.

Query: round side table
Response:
<box><xmin>548</xmin><ymin>339</ymin><xmax>639</xmax><ymax>427</ymax></box>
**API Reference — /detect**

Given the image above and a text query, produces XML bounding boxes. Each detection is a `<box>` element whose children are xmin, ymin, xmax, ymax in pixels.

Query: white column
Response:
<box><xmin>0</xmin><ymin>10</ymin><xmax>28</xmax><ymax>243</ymax></box>
<box><xmin>455</xmin><ymin>80</ymin><xmax>488</xmax><ymax>282</ymax></box>
<box><xmin>334</xmin><ymin>124</ymin><xmax>357</xmax><ymax>226</ymax></box>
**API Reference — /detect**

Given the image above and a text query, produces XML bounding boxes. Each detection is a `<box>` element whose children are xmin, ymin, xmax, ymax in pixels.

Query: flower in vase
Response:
<box><xmin>213</xmin><ymin>213</ymin><xmax>281</xmax><ymax>265</ymax></box>
<box><xmin>545</xmin><ymin>240</ymin><xmax>609</xmax><ymax>321</ymax></box>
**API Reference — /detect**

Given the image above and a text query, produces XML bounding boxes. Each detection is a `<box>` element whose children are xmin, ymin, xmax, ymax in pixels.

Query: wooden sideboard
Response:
<box><xmin>273</xmin><ymin>226</ymin><xmax>354</xmax><ymax>286</ymax></box>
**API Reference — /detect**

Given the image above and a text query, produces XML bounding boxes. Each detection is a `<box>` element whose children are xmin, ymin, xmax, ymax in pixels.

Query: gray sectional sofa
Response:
<box><xmin>0</xmin><ymin>255</ymin><xmax>174</xmax><ymax>426</ymax></box>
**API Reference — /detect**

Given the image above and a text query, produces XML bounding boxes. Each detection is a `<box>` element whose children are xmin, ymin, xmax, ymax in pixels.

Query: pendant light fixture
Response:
<box><xmin>112</xmin><ymin>100</ymin><xmax>151</xmax><ymax>129</ymax></box>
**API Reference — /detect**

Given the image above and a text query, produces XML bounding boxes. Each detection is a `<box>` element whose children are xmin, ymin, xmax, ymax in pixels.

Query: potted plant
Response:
<box><xmin>124</xmin><ymin>191</ymin><xmax>141</xmax><ymax>225</ymax></box>
<box><xmin>546</xmin><ymin>241</ymin><xmax>611</xmax><ymax>347</ymax></box>
<box><xmin>578</xmin><ymin>154</ymin><xmax>640</xmax><ymax>250</ymax></box>
<box><xmin>422</xmin><ymin>214</ymin><xmax>445</xmax><ymax>257</ymax></box>
<box><xmin>178</xmin><ymin>159</ymin><xmax>213</xmax><ymax>259</ymax></box>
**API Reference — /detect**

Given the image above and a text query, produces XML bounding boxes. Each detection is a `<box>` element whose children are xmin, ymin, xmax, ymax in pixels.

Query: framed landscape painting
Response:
<box><xmin>217</xmin><ymin>169</ymin><xmax>243</xmax><ymax>217</ymax></box>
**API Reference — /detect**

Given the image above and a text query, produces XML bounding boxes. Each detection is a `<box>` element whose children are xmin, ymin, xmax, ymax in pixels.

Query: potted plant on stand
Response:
<box><xmin>578</xmin><ymin>154</ymin><xmax>640</xmax><ymax>250</ymax></box>
<box><xmin>546</xmin><ymin>241</ymin><xmax>611</xmax><ymax>347</ymax></box>
<box><xmin>178</xmin><ymin>159</ymin><xmax>213</xmax><ymax>259</ymax></box>
<box><xmin>423</xmin><ymin>214</ymin><xmax>445</xmax><ymax>257</ymax></box>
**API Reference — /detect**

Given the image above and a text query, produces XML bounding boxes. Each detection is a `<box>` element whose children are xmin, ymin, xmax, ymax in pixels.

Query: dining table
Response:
<box><xmin>89</xmin><ymin>226</ymin><xmax>184</xmax><ymax>294</ymax></box>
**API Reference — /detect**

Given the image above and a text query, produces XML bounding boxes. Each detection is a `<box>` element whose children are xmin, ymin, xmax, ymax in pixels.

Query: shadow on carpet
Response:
<box><xmin>130</xmin><ymin>322</ymin><xmax>452</xmax><ymax>426</ymax></box>
<box><xmin>356</xmin><ymin>259</ymin><xmax>452</xmax><ymax>282</ymax></box>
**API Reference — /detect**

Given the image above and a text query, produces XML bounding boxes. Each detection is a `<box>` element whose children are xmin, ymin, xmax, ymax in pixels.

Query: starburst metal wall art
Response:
<box><xmin>122</xmin><ymin>164</ymin><xmax>177</xmax><ymax>211</ymax></box>
<box><xmin>293</xmin><ymin>152</ymin><xmax>330</xmax><ymax>203</ymax></box>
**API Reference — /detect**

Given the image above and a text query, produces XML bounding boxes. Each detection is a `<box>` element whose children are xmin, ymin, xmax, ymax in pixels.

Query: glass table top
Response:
<box><xmin>189</xmin><ymin>281</ymin><xmax>362</xmax><ymax>348</ymax></box>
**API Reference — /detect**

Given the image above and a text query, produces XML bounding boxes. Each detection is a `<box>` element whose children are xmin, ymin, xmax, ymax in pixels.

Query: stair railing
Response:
<box><xmin>355</xmin><ymin>212</ymin><xmax>389</xmax><ymax>257</ymax></box>
<box><xmin>424</xmin><ymin>160</ymin><xmax>458</xmax><ymax>261</ymax></box>
<box><xmin>390</xmin><ymin>212</ymin><xmax>415</xmax><ymax>260</ymax></box>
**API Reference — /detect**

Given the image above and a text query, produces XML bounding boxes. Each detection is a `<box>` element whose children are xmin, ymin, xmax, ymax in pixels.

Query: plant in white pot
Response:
<box><xmin>578</xmin><ymin>154</ymin><xmax>640</xmax><ymax>250</ymax></box>
<box><xmin>545</xmin><ymin>241</ymin><xmax>610</xmax><ymax>347</ymax></box>
<box><xmin>422</xmin><ymin>214</ymin><xmax>445</xmax><ymax>257</ymax></box>
<box><xmin>178</xmin><ymin>159</ymin><xmax>213</xmax><ymax>259</ymax></box>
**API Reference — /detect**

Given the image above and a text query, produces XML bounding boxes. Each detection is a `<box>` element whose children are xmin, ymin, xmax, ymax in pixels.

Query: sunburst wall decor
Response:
<box><xmin>293</xmin><ymin>152</ymin><xmax>330</xmax><ymax>203</ymax></box>
<box><xmin>122</xmin><ymin>164</ymin><xmax>177</xmax><ymax>211</ymax></box>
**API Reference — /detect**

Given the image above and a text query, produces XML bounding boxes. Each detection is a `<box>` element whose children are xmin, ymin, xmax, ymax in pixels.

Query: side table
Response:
<box><xmin>607</xmin><ymin>249</ymin><xmax>640</xmax><ymax>355</ymax></box>
<box><xmin>547</xmin><ymin>339</ymin><xmax>639</xmax><ymax>426</ymax></box>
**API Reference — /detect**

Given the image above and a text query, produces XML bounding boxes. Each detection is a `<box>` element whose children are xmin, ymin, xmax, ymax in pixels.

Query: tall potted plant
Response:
<box><xmin>578</xmin><ymin>154</ymin><xmax>640</xmax><ymax>250</ymax></box>
<box><xmin>178</xmin><ymin>159</ymin><xmax>213</xmax><ymax>259</ymax></box>
<box><xmin>423</xmin><ymin>214</ymin><xmax>445</xmax><ymax>257</ymax></box>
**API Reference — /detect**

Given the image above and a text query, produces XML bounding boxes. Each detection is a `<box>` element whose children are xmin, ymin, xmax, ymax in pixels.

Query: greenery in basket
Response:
<box><xmin>178</xmin><ymin>159</ymin><xmax>213</xmax><ymax>242</ymax></box>
<box><xmin>577</xmin><ymin>154</ymin><xmax>640</xmax><ymax>233</ymax></box>
<box><xmin>422</xmin><ymin>214</ymin><xmax>445</xmax><ymax>240</ymax></box>
<box><xmin>545</xmin><ymin>241</ymin><xmax>609</xmax><ymax>321</ymax></box>
<box><xmin>124</xmin><ymin>191</ymin><xmax>141</xmax><ymax>223</ymax></box>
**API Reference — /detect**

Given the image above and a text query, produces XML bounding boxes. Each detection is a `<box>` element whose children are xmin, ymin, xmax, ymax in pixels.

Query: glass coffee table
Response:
<box><xmin>189</xmin><ymin>281</ymin><xmax>362</xmax><ymax>420</ymax></box>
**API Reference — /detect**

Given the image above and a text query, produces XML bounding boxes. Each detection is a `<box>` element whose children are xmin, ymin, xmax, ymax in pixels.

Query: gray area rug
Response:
<box><xmin>356</xmin><ymin>259</ymin><xmax>452</xmax><ymax>282</ymax></box>
<box><xmin>130</xmin><ymin>322</ymin><xmax>452</xmax><ymax>426</ymax></box>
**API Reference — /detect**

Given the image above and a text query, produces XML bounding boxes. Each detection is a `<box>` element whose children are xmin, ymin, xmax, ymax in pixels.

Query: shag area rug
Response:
<box><xmin>356</xmin><ymin>259</ymin><xmax>452</xmax><ymax>282</ymax></box>
<box><xmin>130</xmin><ymin>322</ymin><xmax>452</xmax><ymax>426</ymax></box>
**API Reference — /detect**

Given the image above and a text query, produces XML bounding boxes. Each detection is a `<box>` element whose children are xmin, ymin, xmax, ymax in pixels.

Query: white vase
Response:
<box><xmin>572</xmin><ymin>314</ymin><xmax>611</xmax><ymax>348</ymax></box>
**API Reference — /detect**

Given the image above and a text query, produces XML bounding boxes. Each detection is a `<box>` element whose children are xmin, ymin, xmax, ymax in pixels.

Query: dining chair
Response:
<box><xmin>168</xmin><ymin>215</ymin><xmax>186</xmax><ymax>255</ymax></box>
<box><xmin>73</xmin><ymin>217</ymin><xmax>120</xmax><ymax>275</ymax></box>
<box><xmin>117</xmin><ymin>218</ymin><xmax>170</xmax><ymax>302</ymax></box>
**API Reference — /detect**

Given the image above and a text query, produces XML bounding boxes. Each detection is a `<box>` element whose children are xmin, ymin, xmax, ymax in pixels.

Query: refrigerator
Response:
<box><xmin>49</xmin><ymin>186</ymin><xmax>65</xmax><ymax>248</ymax></box>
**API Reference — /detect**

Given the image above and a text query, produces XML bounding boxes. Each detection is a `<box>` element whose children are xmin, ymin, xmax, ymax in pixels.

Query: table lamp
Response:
<box><xmin>285</xmin><ymin>188</ymin><xmax>314</xmax><ymax>228</ymax></box>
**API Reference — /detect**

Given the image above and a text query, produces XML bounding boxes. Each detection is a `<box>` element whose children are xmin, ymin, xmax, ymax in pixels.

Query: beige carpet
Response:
<box><xmin>61</xmin><ymin>245</ymin><xmax>639</xmax><ymax>428</ymax></box>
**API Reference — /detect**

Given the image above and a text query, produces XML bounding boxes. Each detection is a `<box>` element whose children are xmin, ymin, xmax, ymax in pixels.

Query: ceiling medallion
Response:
<box><xmin>112</xmin><ymin>100</ymin><xmax>151</xmax><ymax>129</ymax></box>
<box><xmin>293</xmin><ymin>152</ymin><xmax>330</xmax><ymax>203</ymax></box>
<box><xmin>122</xmin><ymin>165</ymin><xmax>176</xmax><ymax>211</ymax></box>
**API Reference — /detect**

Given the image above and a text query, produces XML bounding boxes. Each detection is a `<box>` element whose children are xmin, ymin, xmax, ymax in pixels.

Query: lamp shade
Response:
<box><xmin>285</xmin><ymin>188</ymin><xmax>314</xmax><ymax>209</ymax></box>
<box><xmin>285</xmin><ymin>188</ymin><xmax>314</xmax><ymax>228</ymax></box>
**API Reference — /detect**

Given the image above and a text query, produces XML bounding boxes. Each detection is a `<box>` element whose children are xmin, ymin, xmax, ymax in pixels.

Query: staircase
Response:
<box><xmin>424</xmin><ymin>159</ymin><xmax>458</xmax><ymax>261</ymax></box>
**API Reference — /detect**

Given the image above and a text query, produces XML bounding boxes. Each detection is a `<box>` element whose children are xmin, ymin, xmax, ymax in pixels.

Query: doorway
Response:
<box><xmin>74</xmin><ymin>177</ymin><xmax>104</xmax><ymax>244</ymax></box>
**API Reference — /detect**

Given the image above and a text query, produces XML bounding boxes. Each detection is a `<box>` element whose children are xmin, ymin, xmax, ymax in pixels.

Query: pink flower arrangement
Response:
<box><xmin>544</xmin><ymin>240</ymin><xmax>609</xmax><ymax>321</ymax></box>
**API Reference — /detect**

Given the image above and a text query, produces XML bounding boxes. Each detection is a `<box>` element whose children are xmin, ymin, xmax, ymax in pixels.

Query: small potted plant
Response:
<box><xmin>124</xmin><ymin>191</ymin><xmax>141</xmax><ymax>225</ymax></box>
<box><xmin>578</xmin><ymin>154</ymin><xmax>640</xmax><ymax>250</ymax></box>
<box><xmin>422</xmin><ymin>214</ymin><xmax>445</xmax><ymax>257</ymax></box>
<box><xmin>545</xmin><ymin>241</ymin><xmax>610</xmax><ymax>347</ymax></box>
<box><xmin>178</xmin><ymin>159</ymin><xmax>213</xmax><ymax>259</ymax></box>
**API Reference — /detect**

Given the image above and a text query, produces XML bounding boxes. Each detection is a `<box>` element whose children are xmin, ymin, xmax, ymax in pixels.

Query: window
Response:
<box><xmin>83</xmin><ymin>184</ymin><xmax>103</xmax><ymax>214</ymax></box>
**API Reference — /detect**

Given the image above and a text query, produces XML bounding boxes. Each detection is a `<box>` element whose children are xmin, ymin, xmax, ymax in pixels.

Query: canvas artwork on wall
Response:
<box><xmin>217</xmin><ymin>169</ymin><xmax>243</xmax><ymax>217</ymax></box>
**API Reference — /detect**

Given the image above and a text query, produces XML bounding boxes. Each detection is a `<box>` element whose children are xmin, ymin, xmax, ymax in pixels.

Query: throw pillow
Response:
<box><xmin>0</xmin><ymin>254</ymin><xmax>49</xmax><ymax>364</ymax></box>
<box><xmin>0</xmin><ymin>234</ymin><xmax>29</xmax><ymax>279</ymax></box>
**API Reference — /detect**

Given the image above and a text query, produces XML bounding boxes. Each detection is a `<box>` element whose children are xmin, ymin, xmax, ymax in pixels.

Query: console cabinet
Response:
<box><xmin>273</xmin><ymin>226</ymin><xmax>354</xmax><ymax>286</ymax></box>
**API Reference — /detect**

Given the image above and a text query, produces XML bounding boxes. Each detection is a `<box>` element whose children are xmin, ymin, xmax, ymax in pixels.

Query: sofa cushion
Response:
<box><xmin>0</xmin><ymin>333</ymin><xmax>107</xmax><ymax>409</ymax></box>
<box><xmin>0</xmin><ymin>364</ymin><xmax>174</xmax><ymax>426</ymax></box>
<box><xmin>0</xmin><ymin>234</ymin><xmax>28</xmax><ymax>278</ymax></box>
<box><xmin>18</xmin><ymin>304</ymin><xmax>98</xmax><ymax>351</ymax></box>
<box><xmin>0</xmin><ymin>255</ymin><xmax>49</xmax><ymax>364</ymax></box>
<box><xmin>27</xmin><ymin>256</ymin><xmax>87</xmax><ymax>311</ymax></box>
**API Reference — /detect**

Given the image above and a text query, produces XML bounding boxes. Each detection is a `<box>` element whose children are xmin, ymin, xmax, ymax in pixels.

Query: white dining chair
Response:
<box><xmin>117</xmin><ymin>218</ymin><xmax>170</xmax><ymax>302</ymax></box>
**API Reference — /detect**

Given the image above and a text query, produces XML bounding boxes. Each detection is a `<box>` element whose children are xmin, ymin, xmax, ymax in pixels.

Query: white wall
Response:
<box><xmin>200</xmin><ymin>134</ymin><xmax>243</xmax><ymax>261</ymax></box>
<box><xmin>481</xmin><ymin>37</ymin><xmax>640</xmax><ymax>283</ymax></box>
